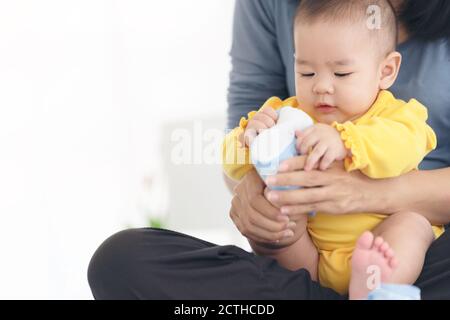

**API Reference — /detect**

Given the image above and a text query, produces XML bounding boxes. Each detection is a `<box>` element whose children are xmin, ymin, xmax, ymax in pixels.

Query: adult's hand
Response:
<box><xmin>265</xmin><ymin>155</ymin><xmax>378</xmax><ymax>220</ymax></box>
<box><xmin>229</xmin><ymin>169</ymin><xmax>297</xmax><ymax>245</ymax></box>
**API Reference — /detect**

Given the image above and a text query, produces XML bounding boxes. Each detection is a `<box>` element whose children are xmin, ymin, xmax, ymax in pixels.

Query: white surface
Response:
<box><xmin>0</xmin><ymin>0</ymin><xmax>236</xmax><ymax>299</ymax></box>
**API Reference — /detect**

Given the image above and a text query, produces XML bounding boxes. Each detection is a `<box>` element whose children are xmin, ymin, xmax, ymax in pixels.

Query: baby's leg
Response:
<box><xmin>349</xmin><ymin>212</ymin><xmax>434</xmax><ymax>299</ymax></box>
<box><xmin>270</xmin><ymin>214</ymin><xmax>319</xmax><ymax>280</ymax></box>
<box><xmin>371</xmin><ymin>211</ymin><xmax>434</xmax><ymax>283</ymax></box>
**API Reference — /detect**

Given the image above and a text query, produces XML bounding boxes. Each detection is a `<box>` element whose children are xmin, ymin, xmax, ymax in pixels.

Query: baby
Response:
<box><xmin>222</xmin><ymin>0</ymin><xmax>444</xmax><ymax>299</ymax></box>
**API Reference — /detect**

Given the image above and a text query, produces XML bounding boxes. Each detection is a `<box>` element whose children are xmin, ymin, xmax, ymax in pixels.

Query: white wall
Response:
<box><xmin>0</xmin><ymin>0</ymin><xmax>236</xmax><ymax>299</ymax></box>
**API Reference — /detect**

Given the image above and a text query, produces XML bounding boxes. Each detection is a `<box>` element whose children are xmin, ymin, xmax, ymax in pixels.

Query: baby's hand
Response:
<box><xmin>243</xmin><ymin>106</ymin><xmax>278</xmax><ymax>147</ymax></box>
<box><xmin>296</xmin><ymin>123</ymin><xmax>349</xmax><ymax>171</ymax></box>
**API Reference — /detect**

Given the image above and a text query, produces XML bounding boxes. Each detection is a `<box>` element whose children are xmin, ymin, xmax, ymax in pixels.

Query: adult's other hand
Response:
<box><xmin>229</xmin><ymin>169</ymin><xmax>297</xmax><ymax>245</ymax></box>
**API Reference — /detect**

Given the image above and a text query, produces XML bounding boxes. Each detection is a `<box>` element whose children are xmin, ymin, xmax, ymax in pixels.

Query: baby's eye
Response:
<box><xmin>300</xmin><ymin>73</ymin><xmax>315</xmax><ymax>77</ymax></box>
<box><xmin>334</xmin><ymin>72</ymin><xmax>353</xmax><ymax>77</ymax></box>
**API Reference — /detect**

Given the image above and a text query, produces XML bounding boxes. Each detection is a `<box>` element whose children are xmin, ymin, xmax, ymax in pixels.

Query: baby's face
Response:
<box><xmin>294</xmin><ymin>21</ymin><xmax>385</xmax><ymax>124</ymax></box>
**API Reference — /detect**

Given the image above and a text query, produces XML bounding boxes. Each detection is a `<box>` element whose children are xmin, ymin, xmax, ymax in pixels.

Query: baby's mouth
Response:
<box><xmin>315</xmin><ymin>104</ymin><xmax>337</xmax><ymax>114</ymax></box>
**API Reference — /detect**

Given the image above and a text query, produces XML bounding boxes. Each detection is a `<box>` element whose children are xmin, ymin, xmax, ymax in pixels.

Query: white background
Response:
<box><xmin>0</xmin><ymin>0</ymin><xmax>238</xmax><ymax>299</ymax></box>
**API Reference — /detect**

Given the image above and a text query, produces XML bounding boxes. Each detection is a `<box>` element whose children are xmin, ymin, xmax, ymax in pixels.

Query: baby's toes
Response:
<box><xmin>388</xmin><ymin>256</ymin><xmax>399</xmax><ymax>269</ymax></box>
<box><xmin>379</xmin><ymin>241</ymin><xmax>390</xmax><ymax>254</ymax></box>
<box><xmin>384</xmin><ymin>248</ymin><xmax>395</xmax><ymax>259</ymax></box>
<box><xmin>373</xmin><ymin>236</ymin><xmax>383</xmax><ymax>249</ymax></box>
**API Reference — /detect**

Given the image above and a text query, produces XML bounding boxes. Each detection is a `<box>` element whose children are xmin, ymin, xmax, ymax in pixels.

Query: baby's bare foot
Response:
<box><xmin>349</xmin><ymin>231</ymin><xmax>398</xmax><ymax>300</ymax></box>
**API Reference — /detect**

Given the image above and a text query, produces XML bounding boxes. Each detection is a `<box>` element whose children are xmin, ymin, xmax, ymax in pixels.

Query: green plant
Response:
<box><xmin>148</xmin><ymin>217</ymin><xmax>166</xmax><ymax>229</ymax></box>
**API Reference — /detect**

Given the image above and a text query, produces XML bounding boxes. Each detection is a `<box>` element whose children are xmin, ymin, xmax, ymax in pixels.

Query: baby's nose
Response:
<box><xmin>313</xmin><ymin>79</ymin><xmax>334</xmax><ymax>95</ymax></box>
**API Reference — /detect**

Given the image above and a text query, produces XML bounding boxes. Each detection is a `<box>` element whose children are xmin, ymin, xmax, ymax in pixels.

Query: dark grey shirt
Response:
<box><xmin>227</xmin><ymin>0</ymin><xmax>450</xmax><ymax>170</ymax></box>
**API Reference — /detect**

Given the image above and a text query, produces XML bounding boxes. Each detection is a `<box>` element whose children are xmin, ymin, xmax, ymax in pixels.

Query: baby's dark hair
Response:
<box><xmin>294</xmin><ymin>0</ymin><xmax>398</xmax><ymax>57</ymax></box>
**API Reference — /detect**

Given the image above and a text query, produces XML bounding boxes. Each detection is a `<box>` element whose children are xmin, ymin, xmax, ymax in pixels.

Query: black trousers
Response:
<box><xmin>88</xmin><ymin>227</ymin><xmax>450</xmax><ymax>300</ymax></box>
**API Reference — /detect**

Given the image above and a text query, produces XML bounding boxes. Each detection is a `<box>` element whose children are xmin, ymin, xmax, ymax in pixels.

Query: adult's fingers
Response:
<box><xmin>231</xmin><ymin>170</ymin><xmax>292</xmax><ymax>242</ymax></box>
<box><xmin>250</xmin><ymin>193</ymin><xmax>289</xmax><ymax>223</ymax></box>
<box><xmin>235</xmin><ymin>191</ymin><xmax>289</xmax><ymax>234</ymax></box>
<box><xmin>230</xmin><ymin>199</ymin><xmax>293</xmax><ymax>242</ymax></box>
<box><xmin>243</xmin><ymin>219</ymin><xmax>294</xmax><ymax>243</ymax></box>
<box><xmin>244</xmin><ymin>177</ymin><xmax>289</xmax><ymax>227</ymax></box>
<box><xmin>266</xmin><ymin>170</ymin><xmax>332</xmax><ymax>188</ymax></box>
<box><xmin>266</xmin><ymin>185</ymin><xmax>330</xmax><ymax>206</ymax></box>
<box><xmin>229</xmin><ymin>206</ymin><xmax>272</xmax><ymax>243</ymax></box>
<box><xmin>280</xmin><ymin>199</ymin><xmax>347</xmax><ymax>217</ymax></box>
<box><xmin>278</xmin><ymin>155</ymin><xmax>308</xmax><ymax>172</ymax></box>
<box><xmin>279</xmin><ymin>201</ymin><xmax>335</xmax><ymax>219</ymax></box>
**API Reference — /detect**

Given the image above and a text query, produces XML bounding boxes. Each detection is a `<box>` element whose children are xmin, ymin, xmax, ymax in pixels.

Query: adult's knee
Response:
<box><xmin>87</xmin><ymin>228</ymin><xmax>142</xmax><ymax>299</ymax></box>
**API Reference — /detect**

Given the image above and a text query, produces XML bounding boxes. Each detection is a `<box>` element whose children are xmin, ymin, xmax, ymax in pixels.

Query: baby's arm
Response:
<box><xmin>241</xmin><ymin>105</ymin><xmax>278</xmax><ymax>147</ymax></box>
<box><xmin>296</xmin><ymin>123</ymin><xmax>351</xmax><ymax>171</ymax></box>
<box><xmin>222</xmin><ymin>97</ymin><xmax>284</xmax><ymax>181</ymax></box>
<box><xmin>298</xmin><ymin>99</ymin><xmax>436</xmax><ymax>178</ymax></box>
<box><xmin>332</xmin><ymin>100</ymin><xmax>436</xmax><ymax>178</ymax></box>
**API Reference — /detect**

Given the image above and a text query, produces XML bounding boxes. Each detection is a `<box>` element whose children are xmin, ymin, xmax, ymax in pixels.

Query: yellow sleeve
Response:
<box><xmin>222</xmin><ymin>126</ymin><xmax>253</xmax><ymax>181</ymax></box>
<box><xmin>332</xmin><ymin>98</ymin><xmax>437</xmax><ymax>179</ymax></box>
<box><xmin>222</xmin><ymin>96</ymin><xmax>298</xmax><ymax>181</ymax></box>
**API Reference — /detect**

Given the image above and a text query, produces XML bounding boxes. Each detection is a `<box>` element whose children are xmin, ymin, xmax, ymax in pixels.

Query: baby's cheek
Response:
<box><xmin>342</xmin><ymin>86</ymin><xmax>378</xmax><ymax>116</ymax></box>
<box><xmin>339</xmin><ymin>101</ymin><xmax>366</xmax><ymax>120</ymax></box>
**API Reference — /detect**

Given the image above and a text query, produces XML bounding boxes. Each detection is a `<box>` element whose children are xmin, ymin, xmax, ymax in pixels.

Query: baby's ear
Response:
<box><xmin>379</xmin><ymin>51</ymin><xmax>402</xmax><ymax>90</ymax></box>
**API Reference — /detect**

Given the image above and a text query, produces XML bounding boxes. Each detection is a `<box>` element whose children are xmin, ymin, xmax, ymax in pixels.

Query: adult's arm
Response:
<box><xmin>223</xmin><ymin>0</ymin><xmax>288</xmax><ymax>193</ymax></box>
<box><xmin>266</xmin><ymin>156</ymin><xmax>450</xmax><ymax>226</ymax></box>
<box><xmin>226</xmin><ymin>0</ymin><xmax>293</xmax><ymax>256</ymax></box>
<box><xmin>227</xmin><ymin>0</ymin><xmax>288</xmax><ymax>129</ymax></box>
<box><xmin>383</xmin><ymin>167</ymin><xmax>450</xmax><ymax>225</ymax></box>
